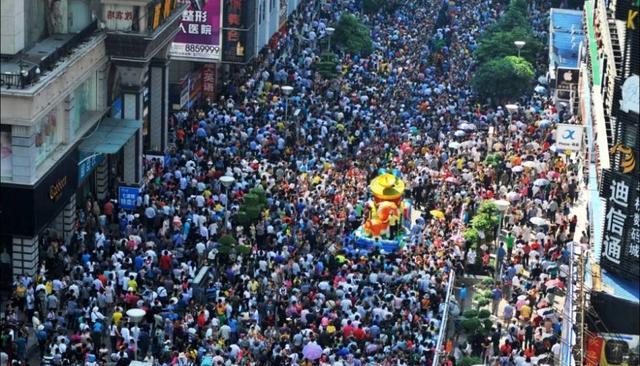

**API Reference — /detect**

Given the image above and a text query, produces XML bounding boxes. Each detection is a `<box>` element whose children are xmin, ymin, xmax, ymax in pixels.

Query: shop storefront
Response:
<box><xmin>0</xmin><ymin>147</ymin><xmax>78</xmax><ymax>277</ymax></box>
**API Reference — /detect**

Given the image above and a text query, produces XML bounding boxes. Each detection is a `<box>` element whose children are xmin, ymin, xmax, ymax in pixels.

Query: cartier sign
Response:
<box><xmin>49</xmin><ymin>176</ymin><xmax>68</xmax><ymax>201</ymax></box>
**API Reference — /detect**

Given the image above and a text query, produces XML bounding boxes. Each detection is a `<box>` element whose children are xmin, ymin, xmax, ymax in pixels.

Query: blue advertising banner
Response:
<box><xmin>78</xmin><ymin>151</ymin><xmax>104</xmax><ymax>186</ymax></box>
<box><xmin>118</xmin><ymin>186</ymin><xmax>140</xmax><ymax>210</ymax></box>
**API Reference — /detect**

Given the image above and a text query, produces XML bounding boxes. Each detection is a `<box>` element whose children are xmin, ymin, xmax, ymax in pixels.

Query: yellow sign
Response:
<box><xmin>153</xmin><ymin>3</ymin><xmax>163</xmax><ymax>30</ymax></box>
<box><xmin>609</xmin><ymin>143</ymin><xmax>637</xmax><ymax>173</ymax></box>
<box><xmin>163</xmin><ymin>0</ymin><xmax>172</xmax><ymax>19</ymax></box>
<box><xmin>628</xmin><ymin>9</ymin><xmax>638</xmax><ymax>29</ymax></box>
<box><xmin>49</xmin><ymin>176</ymin><xmax>68</xmax><ymax>201</ymax></box>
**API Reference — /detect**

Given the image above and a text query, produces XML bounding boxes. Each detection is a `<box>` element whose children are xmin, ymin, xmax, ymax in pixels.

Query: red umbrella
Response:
<box><xmin>545</xmin><ymin>278</ymin><xmax>564</xmax><ymax>289</ymax></box>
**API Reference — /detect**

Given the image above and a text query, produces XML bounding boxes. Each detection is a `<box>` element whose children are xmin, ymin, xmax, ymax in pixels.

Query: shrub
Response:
<box><xmin>459</xmin><ymin>356</ymin><xmax>484</xmax><ymax>366</ymax></box>
<box><xmin>463</xmin><ymin>309</ymin><xmax>478</xmax><ymax>318</ymax></box>
<box><xmin>478</xmin><ymin>309</ymin><xmax>492</xmax><ymax>319</ymax></box>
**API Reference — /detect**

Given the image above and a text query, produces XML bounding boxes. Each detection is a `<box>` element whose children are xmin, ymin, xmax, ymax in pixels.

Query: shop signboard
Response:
<box><xmin>222</xmin><ymin>28</ymin><xmax>247</xmax><ymax>63</ymax></box>
<box><xmin>104</xmin><ymin>4</ymin><xmax>135</xmax><ymax>31</ymax></box>
<box><xmin>77</xmin><ymin>151</ymin><xmax>104</xmax><ymax>186</ymax></box>
<box><xmin>0</xmin><ymin>149</ymin><xmax>78</xmax><ymax>237</ymax></box>
<box><xmin>202</xmin><ymin>64</ymin><xmax>217</xmax><ymax>100</ymax></box>
<box><xmin>171</xmin><ymin>0</ymin><xmax>222</xmax><ymax>61</ymax></box>
<box><xmin>600</xmin><ymin>169</ymin><xmax>640</xmax><ymax>280</ymax></box>
<box><xmin>118</xmin><ymin>186</ymin><xmax>140</xmax><ymax>211</ymax></box>
<box><xmin>555</xmin><ymin>123</ymin><xmax>583</xmax><ymax>151</ymax></box>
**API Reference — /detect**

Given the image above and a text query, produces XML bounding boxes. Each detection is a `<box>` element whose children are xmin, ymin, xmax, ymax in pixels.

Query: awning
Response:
<box><xmin>79</xmin><ymin>118</ymin><xmax>142</xmax><ymax>154</ymax></box>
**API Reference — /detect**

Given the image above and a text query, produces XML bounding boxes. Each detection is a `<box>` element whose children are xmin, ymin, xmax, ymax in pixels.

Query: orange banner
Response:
<box><xmin>585</xmin><ymin>334</ymin><xmax>604</xmax><ymax>366</ymax></box>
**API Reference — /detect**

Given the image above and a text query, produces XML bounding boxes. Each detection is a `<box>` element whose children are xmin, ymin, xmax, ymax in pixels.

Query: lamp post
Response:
<box><xmin>326</xmin><ymin>27</ymin><xmax>335</xmax><ymax>51</ymax></box>
<box><xmin>281</xmin><ymin>85</ymin><xmax>294</xmax><ymax>141</ymax></box>
<box><xmin>494</xmin><ymin>199</ymin><xmax>511</xmax><ymax>279</ymax></box>
<box><xmin>514</xmin><ymin>40</ymin><xmax>526</xmax><ymax>58</ymax></box>
<box><xmin>126</xmin><ymin>308</ymin><xmax>146</xmax><ymax>360</ymax></box>
<box><xmin>220</xmin><ymin>175</ymin><xmax>235</xmax><ymax>233</ymax></box>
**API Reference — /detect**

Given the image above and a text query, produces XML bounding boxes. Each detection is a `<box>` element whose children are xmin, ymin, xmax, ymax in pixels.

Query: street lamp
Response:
<box><xmin>126</xmin><ymin>308</ymin><xmax>146</xmax><ymax>360</ymax></box>
<box><xmin>326</xmin><ymin>27</ymin><xmax>335</xmax><ymax>51</ymax></box>
<box><xmin>281</xmin><ymin>85</ymin><xmax>295</xmax><ymax>141</ymax></box>
<box><xmin>493</xmin><ymin>199</ymin><xmax>510</xmax><ymax>279</ymax></box>
<box><xmin>514</xmin><ymin>40</ymin><xmax>526</xmax><ymax>57</ymax></box>
<box><xmin>220</xmin><ymin>175</ymin><xmax>235</xmax><ymax>233</ymax></box>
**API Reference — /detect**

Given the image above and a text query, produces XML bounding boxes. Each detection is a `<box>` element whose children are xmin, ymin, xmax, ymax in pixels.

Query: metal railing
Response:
<box><xmin>0</xmin><ymin>21</ymin><xmax>98</xmax><ymax>89</ymax></box>
<box><xmin>432</xmin><ymin>270</ymin><xmax>456</xmax><ymax>366</ymax></box>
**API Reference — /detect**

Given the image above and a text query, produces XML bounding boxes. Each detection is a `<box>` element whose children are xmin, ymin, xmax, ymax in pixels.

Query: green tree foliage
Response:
<box><xmin>460</xmin><ymin>357</ymin><xmax>484</xmax><ymax>366</ymax></box>
<box><xmin>316</xmin><ymin>52</ymin><xmax>339</xmax><ymax>78</ymax></box>
<box><xmin>332</xmin><ymin>13</ymin><xmax>373</xmax><ymax>55</ymax></box>
<box><xmin>471</xmin><ymin>56</ymin><xmax>534</xmax><ymax>105</ymax></box>
<box><xmin>235</xmin><ymin>186</ymin><xmax>268</xmax><ymax>225</ymax></box>
<box><xmin>474</xmin><ymin>26</ymin><xmax>542</xmax><ymax>65</ymax></box>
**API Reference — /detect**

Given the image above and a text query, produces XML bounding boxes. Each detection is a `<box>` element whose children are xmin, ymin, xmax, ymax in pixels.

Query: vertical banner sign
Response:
<box><xmin>171</xmin><ymin>0</ymin><xmax>222</xmax><ymax>61</ymax></box>
<box><xmin>600</xmin><ymin>170</ymin><xmax>640</xmax><ymax>279</ymax></box>
<box><xmin>118</xmin><ymin>186</ymin><xmax>140</xmax><ymax>211</ymax></box>
<box><xmin>202</xmin><ymin>64</ymin><xmax>217</xmax><ymax>100</ymax></box>
<box><xmin>105</xmin><ymin>5</ymin><xmax>134</xmax><ymax>31</ymax></box>
<box><xmin>584</xmin><ymin>334</ymin><xmax>604</xmax><ymax>366</ymax></box>
<box><xmin>222</xmin><ymin>0</ymin><xmax>248</xmax><ymax>63</ymax></box>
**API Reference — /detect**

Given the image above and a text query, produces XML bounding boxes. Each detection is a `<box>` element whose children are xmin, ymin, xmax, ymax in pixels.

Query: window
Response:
<box><xmin>35</xmin><ymin>107</ymin><xmax>62</xmax><ymax>166</ymax></box>
<box><xmin>68</xmin><ymin>0</ymin><xmax>93</xmax><ymax>33</ymax></box>
<box><xmin>70</xmin><ymin>72</ymin><xmax>98</xmax><ymax>139</ymax></box>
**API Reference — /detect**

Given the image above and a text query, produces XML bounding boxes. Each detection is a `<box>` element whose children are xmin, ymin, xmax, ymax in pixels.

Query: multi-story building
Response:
<box><xmin>168</xmin><ymin>0</ymin><xmax>302</xmax><ymax>110</ymax></box>
<box><xmin>0</xmin><ymin>0</ymin><xmax>186</xmax><ymax>279</ymax></box>
<box><xmin>580</xmin><ymin>0</ymin><xmax>639</xmax><ymax>363</ymax></box>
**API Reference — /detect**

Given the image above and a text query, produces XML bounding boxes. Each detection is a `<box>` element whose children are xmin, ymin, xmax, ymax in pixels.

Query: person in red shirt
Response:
<box><xmin>353</xmin><ymin>325</ymin><xmax>367</xmax><ymax>341</ymax></box>
<box><xmin>500</xmin><ymin>340</ymin><xmax>513</xmax><ymax>356</ymax></box>
<box><xmin>342</xmin><ymin>320</ymin><xmax>354</xmax><ymax>340</ymax></box>
<box><xmin>159</xmin><ymin>251</ymin><xmax>172</xmax><ymax>274</ymax></box>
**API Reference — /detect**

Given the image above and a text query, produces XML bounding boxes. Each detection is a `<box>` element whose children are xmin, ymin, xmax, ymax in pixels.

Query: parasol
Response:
<box><xmin>545</xmin><ymin>278</ymin><xmax>564</xmax><ymax>289</ymax></box>
<box><xmin>530</xmin><ymin>217</ymin><xmax>549</xmax><ymax>226</ymax></box>
<box><xmin>522</xmin><ymin>161</ymin><xmax>538</xmax><ymax>169</ymax></box>
<box><xmin>460</xmin><ymin>123</ymin><xmax>477</xmax><ymax>131</ymax></box>
<box><xmin>445</xmin><ymin>177</ymin><xmax>459</xmax><ymax>184</ymax></box>
<box><xmin>534</xmin><ymin>178</ymin><xmax>550</xmax><ymax>186</ymax></box>
<box><xmin>430</xmin><ymin>209</ymin><xmax>445</xmax><ymax>220</ymax></box>
<box><xmin>493</xmin><ymin>142</ymin><xmax>505</xmax><ymax>151</ymax></box>
<box><xmin>507</xmin><ymin>191</ymin><xmax>520</xmax><ymax>201</ymax></box>
<box><xmin>448</xmin><ymin>141</ymin><xmax>461</xmax><ymax>149</ymax></box>
<box><xmin>302</xmin><ymin>342</ymin><xmax>323</xmax><ymax>360</ymax></box>
<box><xmin>454</xmin><ymin>130</ymin><xmax>466</xmax><ymax>137</ymax></box>
<box><xmin>511</xmin><ymin>165</ymin><xmax>524</xmax><ymax>173</ymax></box>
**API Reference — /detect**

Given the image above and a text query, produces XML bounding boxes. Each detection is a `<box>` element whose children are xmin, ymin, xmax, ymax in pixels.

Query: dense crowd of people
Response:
<box><xmin>1</xmin><ymin>0</ymin><xmax>584</xmax><ymax>365</ymax></box>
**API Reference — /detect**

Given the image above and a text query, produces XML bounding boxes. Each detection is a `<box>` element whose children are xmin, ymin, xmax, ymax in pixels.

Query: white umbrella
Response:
<box><xmin>448</xmin><ymin>141</ymin><xmax>461</xmax><ymax>149</ymax></box>
<box><xmin>454</xmin><ymin>130</ymin><xmax>466</xmax><ymax>137</ymax></box>
<box><xmin>530</xmin><ymin>217</ymin><xmax>549</xmax><ymax>226</ymax></box>
<box><xmin>462</xmin><ymin>140</ymin><xmax>476</xmax><ymax>148</ymax></box>
<box><xmin>522</xmin><ymin>161</ymin><xmax>537</xmax><ymax>169</ymax></box>
<box><xmin>460</xmin><ymin>123</ymin><xmax>477</xmax><ymax>131</ymax></box>
<box><xmin>534</xmin><ymin>85</ymin><xmax>546</xmax><ymax>94</ymax></box>
<box><xmin>534</xmin><ymin>178</ymin><xmax>550</xmax><ymax>186</ymax></box>
<box><xmin>507</xmin><ymin>191</ymin><xmax>520</xmax><ymax>201</ymax></box>
<box><xmin>511</xmin><ymin>165</ymin><xmax>524</xmax><ymax>173</ymax></box>
<box><xmin>525</xmin><ymin>141</ymin><xmax>540</xmax><ymax>149</ymax></box>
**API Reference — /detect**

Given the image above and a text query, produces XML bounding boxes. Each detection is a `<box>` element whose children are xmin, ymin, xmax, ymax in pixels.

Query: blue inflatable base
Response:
<box><xmin>344</xmin><ymin>227</ymin><xmax>406</xmax><ymax>255</ymax></box>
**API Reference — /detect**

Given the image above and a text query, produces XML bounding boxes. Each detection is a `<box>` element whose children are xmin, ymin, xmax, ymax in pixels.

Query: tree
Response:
<box><xmin>332</xmin><ymin>13</ymin><xmax>373</xmax><ymax>55</ymax></box>
<box><xmin>315</xmin><ymin>52</ymin><xmax>339</xmax><ymax>78</ymax></box>
<box><xmin>471</xmin><ymin>56</ymin><xmax>534</xmax><ymax>105</ymax></box>
<box><xmin>474</xmin><ymin>27</ymin><xmax>542</xmax><ymax>65</ymax></box>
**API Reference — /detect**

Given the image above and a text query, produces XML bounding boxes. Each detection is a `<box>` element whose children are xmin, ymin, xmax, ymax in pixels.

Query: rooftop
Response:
<box><xmin>549</xmin><ymin>8</ymin><xmax>584</xmax><ymax>69</ymax></box>
<box><xmin>0</xmin><ymin>22</ymin><xmax>99</xmax><ymax>90</ymax></box>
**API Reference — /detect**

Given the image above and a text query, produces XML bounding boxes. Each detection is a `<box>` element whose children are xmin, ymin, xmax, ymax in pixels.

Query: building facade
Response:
<box><xmin>0</xmin><ymin>0</ymin><xmax>185</xmax><ymax>278</ymax></box>
<box><xmin>581</xmin><ymin>0</ymin><xmax>639</xmax><ymax>364</ymax></box>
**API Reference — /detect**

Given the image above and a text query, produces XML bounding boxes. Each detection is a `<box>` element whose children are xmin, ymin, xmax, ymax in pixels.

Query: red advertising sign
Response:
<box><xmin>585</xmin><ymin>334</ymin><xmax>604</xmax><ymax>366</ymax></box>
<box><xmin>202</xmin><ymin>64</ymin><xmax>217</xmax><ymax>100</ymax></box>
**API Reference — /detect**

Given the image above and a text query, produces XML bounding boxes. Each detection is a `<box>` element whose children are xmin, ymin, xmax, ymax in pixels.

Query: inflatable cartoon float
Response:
<box><xmin>349</xmin><ymin>171</ymin><xmax>412</xmax><ymax>253</ymax></box>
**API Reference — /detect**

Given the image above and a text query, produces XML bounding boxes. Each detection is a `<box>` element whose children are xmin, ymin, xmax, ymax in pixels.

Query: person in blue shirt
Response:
<box><xmin>459</xmin><ymin>284</ymin><xmax>468</xmax><ymax>309</ymax></box>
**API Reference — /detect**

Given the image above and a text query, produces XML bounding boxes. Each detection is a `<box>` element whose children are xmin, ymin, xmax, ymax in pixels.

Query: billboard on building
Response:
<box><xmin>279</xmin><ymin>0</ymin><xmax>288</xmax><ymax>26</ymax></box>
<box><xmin>555</xmin><ymin>123</ymin><xmax>584</xmax><ymax>151</ymax></box>
<box><xmin>600</xmin><ymin>169</ymin><xmax>640</xmax><ymax>280</ymax></box>
<box><xmin>171</xmin><ymin>0</ymin><xmax>222</xmax><ymax>61</ymax></box>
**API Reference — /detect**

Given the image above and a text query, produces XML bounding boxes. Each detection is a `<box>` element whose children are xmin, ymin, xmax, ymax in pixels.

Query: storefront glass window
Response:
<box><xmin>70</xmin><ymin>72</ymin><xmax>98</xmax><ymax>138</ymax></box>
<box><xmin>35</xmin><ymin>107</ymin><xmax>62</xmax><ymax>166</ymax></box>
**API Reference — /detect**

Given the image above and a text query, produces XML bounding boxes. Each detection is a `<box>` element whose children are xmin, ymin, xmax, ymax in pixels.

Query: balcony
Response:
<box><xmin>0</xmin><ymin>22</ymin><xmax>99</xmax><ymax>90</ymax></box>
<box><xmin>102</xmin><ymin>0</ymin><xmax>188</xmax><ymax>62</ymax></box>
